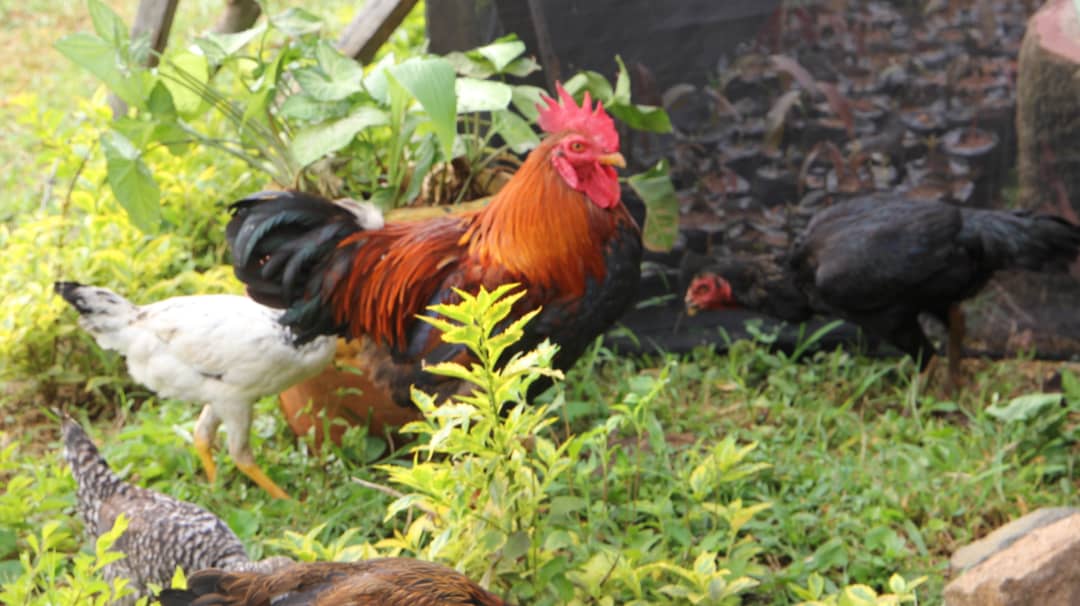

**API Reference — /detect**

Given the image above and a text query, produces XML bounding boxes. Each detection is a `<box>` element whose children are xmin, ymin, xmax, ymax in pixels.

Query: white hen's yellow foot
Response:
<box><xmin>193</xmin><ymin>434</ymin><xmax>218</xmax><ymax>483</ymax></box>
<box><xmin>236</xmin><ymin>459</ymin><xmax>291</xmax><ymax>500</ymax></box>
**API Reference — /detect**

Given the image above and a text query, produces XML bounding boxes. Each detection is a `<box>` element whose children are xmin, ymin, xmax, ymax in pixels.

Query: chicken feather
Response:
<box><xmin>225</xmin><ymin>86</ymin><xmax>642</xmax><ymax>410</ymax></box>
<box><xmin>62</xmin><ymin>416</ymin><xmax>291</xmax><ymax>605</ymax></box>
<box><xmin>54</xmin><ymin>282</ymin><xmax>336</xmax><ymax>499</ymax></box>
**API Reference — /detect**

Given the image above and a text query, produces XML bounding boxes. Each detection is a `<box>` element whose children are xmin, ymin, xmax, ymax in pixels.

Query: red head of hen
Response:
<box><xmin>685</xmin><ymin>273</ymin><xmax>735</xmax><ymax>314</ymax></box>
<box><xmin>537</xmin><ymin>83</ymin><xmax>625</xmax><ymax>209</ymax></box>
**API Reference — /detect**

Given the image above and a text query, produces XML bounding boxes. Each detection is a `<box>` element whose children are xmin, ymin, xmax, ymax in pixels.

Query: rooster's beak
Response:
<box><xmin>598</xmin><ymin>152</ymin><xmax>626</xmax><ymax>168</ymax></box>
<box><xmin>685</xmin><ymin>301</ymin><xmax>699</xmax><ymax>317</ymax></box>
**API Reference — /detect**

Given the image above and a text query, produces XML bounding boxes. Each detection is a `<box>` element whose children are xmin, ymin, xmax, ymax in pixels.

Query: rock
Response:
<box><xmin>950</xmin><ymin>507</ymin><xmax>1079</xmax><ymax>572</ymax></box>
<box><xmin>944</xmin><ymin>511</ymin><xmax>1080</xmax><ymax>606</ymax></box>
<box><xmin>1017</xmin><ymin>0</ymin><xmax>1080</xmax><ymax>227</ymax></box>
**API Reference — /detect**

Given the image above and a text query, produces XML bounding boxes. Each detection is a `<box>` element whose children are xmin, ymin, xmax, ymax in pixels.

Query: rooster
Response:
<box><xmin>61</xmin><ymin>416</ymin><xmax>291</xmax><ymax>605</ymax></box>
<box><xmin>157</xmin><ymin>559</ymin><xmax>509</xmax><ymax>606</ymax></box>
<box><xmin>54</xmin><ymin>282</ymin><xmax>338</xmax><ymax>499</ymax></box>
<box><xmin>685</xmin><ymin>194</ymin><xmax>1080</xmax><ymax>387</ymax></box>
<box><xmin>226</xmin><ymin>84</ymin><xmax>642</xmax><ymax>408</ymax></box>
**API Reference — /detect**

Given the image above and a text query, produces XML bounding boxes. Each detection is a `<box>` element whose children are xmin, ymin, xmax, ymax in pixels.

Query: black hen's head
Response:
<box><xmin>685</xmin><ymin>272</ymin><xmax>737</xmax><ymax>314</ymax></box>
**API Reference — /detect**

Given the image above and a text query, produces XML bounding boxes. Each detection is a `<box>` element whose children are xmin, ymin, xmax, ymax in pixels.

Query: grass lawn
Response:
<box><xmin>4</xmin><ymin>328</ymin><xmax>1077</xmax><ymax>603</ymax></box>
<box><xmin>1</xmin><ymin>1</ymin><xmax>1078</xmax><ymax>604</ymax></box>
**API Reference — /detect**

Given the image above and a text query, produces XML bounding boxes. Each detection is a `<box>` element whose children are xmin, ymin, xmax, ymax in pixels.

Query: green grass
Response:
<box><xmin>566</xmin><ymin>339</ymin><xmax>1079</xmax><ymax>601</ymax></box>
<box><xmin>1</xmin><ymin>0</ymin><xmax>1078</xmax><ymax>603</ymax></box>
<box><xmin>3</xmin><ymin>331</ymin><xmax>1076</xmax><ymax>603</ymax></box>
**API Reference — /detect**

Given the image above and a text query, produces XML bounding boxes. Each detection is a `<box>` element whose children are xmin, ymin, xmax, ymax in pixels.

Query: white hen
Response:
<box><xmin>55</xmin><ymin>282</ymin><xmax>336</xmax><ymax>499</ymax></box>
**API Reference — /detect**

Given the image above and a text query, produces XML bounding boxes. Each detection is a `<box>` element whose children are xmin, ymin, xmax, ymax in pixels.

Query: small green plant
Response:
<box><xmin>790</xmin><ymin>572</ymin><xmax>927</xmax><ymax>606</ymax></box>
<box><xmin>376</xmin><ymin>284</ymin><xmax>765</xmax><ymax>604</ymax></box>
<box><xmin>0</xmin><ymin>515</ymin><xmax>139</xmax><ymax>606</ymax></box>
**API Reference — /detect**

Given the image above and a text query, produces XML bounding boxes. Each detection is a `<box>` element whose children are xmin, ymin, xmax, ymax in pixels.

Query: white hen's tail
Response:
<box><xmin>54</xmin><ymin>281</ymin><xmax>141</xmax><ymax>352</ymax></box>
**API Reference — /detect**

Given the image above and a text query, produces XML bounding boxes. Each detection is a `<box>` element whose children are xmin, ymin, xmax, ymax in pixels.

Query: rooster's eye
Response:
<box><xmin>569</xmin><ymin>141</ymin><xmax>586</xmax><ymax>153</ymax></box>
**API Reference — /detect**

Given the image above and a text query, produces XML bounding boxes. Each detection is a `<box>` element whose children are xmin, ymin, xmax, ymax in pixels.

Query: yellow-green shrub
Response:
<box><xmin>0</xmin><ymin>92</ymin><xmax>254</xmax><ymax>398</ymax></box>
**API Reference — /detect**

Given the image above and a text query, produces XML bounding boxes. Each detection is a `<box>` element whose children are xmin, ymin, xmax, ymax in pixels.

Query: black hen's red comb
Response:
<box><xmin>537</xmin><ymin>83</ymin><xmax>619</xmax><ymax>151</ymax></box>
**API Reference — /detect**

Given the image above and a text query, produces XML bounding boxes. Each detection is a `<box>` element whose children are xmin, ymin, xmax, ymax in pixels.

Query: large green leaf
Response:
<box><xmin>150</xmin><ymin>120</ymin><xmax>192</xmax><ymax>155</ymax></box>
<box><xmin>612</xmin><ymin>55</ymin><xmax>632</xmax><ymax>105</ymax></box>
<box><xmin>628</xmin><ymin>159</ymin><xmax>680</xmax><ymax>253</ymax></box>
<box><xmin>146</xmin><ymin>81</ymin><xmax>177</xmax><ymax>119</ymax></box>
<box><xmin>294</xmin><ymin>66</ymin><xmax>363</xmax><ymax>102</ymax></box>
<box><xmin>194</xmin><ymin>24</ymin><xmax>266</xmax><ymax>66</ymax></box>
<box><xmin>269</xmin><ymin>7</ymin><xmax>323</xmax><ymax>37</ymax></box>
<box><xmin>102</xmin><ymin>131</ymin><xmax>160</xmax><ymax>232</ymax></box>
<box><xmin>290</xmin><ymin>107</ymin><xmax>389</xmax><ymax>167</ymax></box>
<box><xmin>986</xmin><ymin>393</ymin><xmax>1064</xmax><ymax>422</ymax></box>
<box><xmin>503</xmin><ymin>55</ymin><xmax>541</xmax><ymax>78</ymax></box>
<box><xmin>389</xmin><ymin>58</ymin><xmax>457</xmax><ymax>160</ymax></box>
<box><xmin>510</xmin><ymin>85</ymin><xmax>547</xmax><ymax>122</ymax></box>
<box><xmin>491</xmin><ymin>110</ymin><xmax>539</xmax><ymax>154</ymax></box>
<box><xmin>609</xmin><ymin>104</ymin><xmax>672</xmax><ymax>134</ymax></box>
<box><xmin>563</xmin><ymin>70</ymin><xmax>614</xmax><ymax>103</ymax></box>
<box><xmin>363</xmin><ymin>55</ymin><xmax>396</xmax><ymax>105</ymax></box>
<box><xmin>316</xmin><ymin>40</ymin><xmax>366</xmax><ymax>89</ymax></box>
<box><xmin>279</xmin><ymin>93</ymin><xmax>351</xmax><ymax>122</ymax></box>
<box><xmin>55</xmin><ymin>33</ymin><xmax>146</xmax><ymax>109</ymax></box>
<box><xmin>455</xmin><ymin>78</ymin><xmax>512</xmax><ymax>113</ymax></box>
<box><xmin>87</xmin><ymin>0</ymin><xmax>128</xmax><ymax>46</ymax></box>
<box><xmin>159</xmin><ymin>51</ymin><xmax>209</xmax><ymax>118</ymax></box>
<box><xmin>476</xmin><ymin>39</ymin><xmax>526</xmax><ymax>72</ymax></box>
<box><xmin>445</xmin><ymin>51</ymin><xmax>494</xmax><ymax>79</ymax></box>
<box><xmin>1063</xmin><ymin>369</ymin><xmax>1080</xmax><ymax>403</ymax></box>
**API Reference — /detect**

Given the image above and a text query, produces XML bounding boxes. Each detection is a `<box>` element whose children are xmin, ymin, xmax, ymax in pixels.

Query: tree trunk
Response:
<box><xmin>212</xmin><ymin>0</ymin><xmax>262</xmax><ymax>34</ymax></box>
<box><xmin>336</xmin><ymin>0</ymin><xmax>420</xmax><ymax>63</ymax></box>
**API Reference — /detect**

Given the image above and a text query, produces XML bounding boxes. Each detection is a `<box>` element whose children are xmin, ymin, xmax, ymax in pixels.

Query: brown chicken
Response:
<box><xmin>226</xmin><ymin>85</ymin><xmax>642</xmax><ymax>408</ymax></box>
<box><xmin>156</xmin><ymin>558</ymin><xmax>508</xmax><ymax>605</ymax></box>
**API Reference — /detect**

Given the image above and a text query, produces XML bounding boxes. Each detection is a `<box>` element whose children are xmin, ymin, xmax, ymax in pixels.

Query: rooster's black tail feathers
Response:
<box><xmin>226</xmin><ymin>190</ymin><xmax>365</xmax><ymax>343</ymax></box>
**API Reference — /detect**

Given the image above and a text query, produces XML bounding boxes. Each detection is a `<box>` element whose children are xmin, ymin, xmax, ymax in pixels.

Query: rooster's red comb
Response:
<box><xmin>537</xmin><ymin>83</ymin><xmax>619</xmax><ymax>151</ymax></box>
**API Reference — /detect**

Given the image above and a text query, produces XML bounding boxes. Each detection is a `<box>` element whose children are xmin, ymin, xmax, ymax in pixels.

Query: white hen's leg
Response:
<box><xmin>220</xmin><ymin>401</ymin><xmax>291</xmax><ymax>500</ymax></box>
<box><xmin>193</xmin><ymin>404</ymin><xmax>221</xmax><ymax>483</ymax></box>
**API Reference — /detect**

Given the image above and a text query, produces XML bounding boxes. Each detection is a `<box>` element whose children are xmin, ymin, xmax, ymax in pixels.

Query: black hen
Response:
<box><xmin>686</xmin><ymin>194</ymin><xmax>1080</xmax><ymax>385</ymax></box>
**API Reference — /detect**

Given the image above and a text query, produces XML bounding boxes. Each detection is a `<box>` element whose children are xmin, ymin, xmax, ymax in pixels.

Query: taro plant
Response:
<box><xmin>56</xmin><ymin>0</ymin><xmax>680</xmax><ymax>250</ymax></box>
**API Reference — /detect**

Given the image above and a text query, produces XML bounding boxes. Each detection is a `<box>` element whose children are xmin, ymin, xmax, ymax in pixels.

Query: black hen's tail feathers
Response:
<box><xmin>226</xmin><ymin>190</ymin><xmax>364</xmax><ymax>344</ymax></box>
<box><xmin>962</xmin><ymin>208</ymin><xmax>1080</xmax><ymax>273</ymax></box>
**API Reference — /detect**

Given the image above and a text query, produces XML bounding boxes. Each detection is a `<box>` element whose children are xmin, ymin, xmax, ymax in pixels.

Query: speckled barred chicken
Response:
<box><xmin>62</xmin><ymin>417</ymin><xmax>291</xmax><ymax>605</ymax></box>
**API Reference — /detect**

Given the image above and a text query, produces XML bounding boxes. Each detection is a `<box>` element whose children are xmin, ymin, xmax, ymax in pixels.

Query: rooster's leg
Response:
<box><xmin>946</xmin><ymin>304</ymin><xmax>965</xmax><ymax>394</ymax></box>
<box><xmin>193</xmin><ymin>404</ymin><xmax>221</xmax><ymax>483</ymax></box>
<box><xmin>221</xmin><ymin>401</ymin><xmax>291</xmax><ymax>500</ymax></box>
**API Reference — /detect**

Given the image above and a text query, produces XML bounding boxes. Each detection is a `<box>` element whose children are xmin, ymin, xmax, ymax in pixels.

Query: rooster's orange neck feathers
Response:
<box><xmin>462</xmin><ymin>135</ymin><xmax>617</xmax><ymax>298</ymax></box>
<box><xmin>334</xmin><ymin>134</ymin><xmax>626</xmax><ymax>350</ymax></box>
